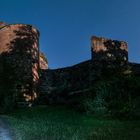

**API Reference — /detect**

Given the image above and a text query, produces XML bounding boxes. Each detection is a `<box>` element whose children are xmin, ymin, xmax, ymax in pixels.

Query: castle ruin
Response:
<box><xmin>91</xmin><ymin>36</ymin><xmax>128</xmax><ymax>66</ymax></box>
<box><xmin>0</xmin><ymin>22</ymin><xmax>130</xmax><ymax>106</ymax></box>
<box><xmin>0</xmin><ymin>22</ymin><xmax>40</xmax><ymax>103</ymax></box>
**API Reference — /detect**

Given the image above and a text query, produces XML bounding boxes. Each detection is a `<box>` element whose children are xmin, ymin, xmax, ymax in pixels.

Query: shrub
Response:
<box><xmin>0</xmin><ymin>56</ymin><xmax>18</xmax><ymax>113</ymax></box>
<box><xmin>0</xmin><ymin>88</ymin><xmax>17</xmax><ymax>113</ymax></box>
<box><xmin>81</xmin><ymin>94</ymin><xmax>107</xmax><ymax>115</ymax></box>
<box><xmin>78</xmin><ymin>73</ymin><xmax>140</xmax><ymax>119</ymax></box>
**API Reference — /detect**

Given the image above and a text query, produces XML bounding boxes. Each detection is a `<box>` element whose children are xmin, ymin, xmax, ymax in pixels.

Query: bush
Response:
<box><xmin>81</xmin><ymin>94</ymin><xmax>107</xmax><ymax>115</ymax></box>
<box><xmin>0</xmin><ymin>85</ymin><xmax>17</xmax><ymax>113</ymax></box>
<box><xmin>78</xmin><ymin>73</ymin><xmax>140</xmax><ymax>119</ymax></box>
<box><xmin>0</xmin><ymin>56</ymin><xmax>17</xmax><ymax>113</ymax></box>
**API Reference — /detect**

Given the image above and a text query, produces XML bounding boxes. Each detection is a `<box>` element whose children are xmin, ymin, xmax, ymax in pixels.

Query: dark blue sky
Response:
<box><xmin>0</xmin><ymin>0</ymin><xmax>140</xmax><ymax>68</ymax></box>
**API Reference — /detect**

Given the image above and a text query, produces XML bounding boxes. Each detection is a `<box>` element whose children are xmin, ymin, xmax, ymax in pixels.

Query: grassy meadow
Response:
<box><xmin>3</xmin><ymin>106</ymin><xmax>140</xmax><ymax>140</ymax></box>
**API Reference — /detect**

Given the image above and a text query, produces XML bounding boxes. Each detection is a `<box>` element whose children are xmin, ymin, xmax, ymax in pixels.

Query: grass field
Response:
<box><xmin>4</xmin><ymin>106</ymin><xmax>140</xmax><ymax>140</ymax></box>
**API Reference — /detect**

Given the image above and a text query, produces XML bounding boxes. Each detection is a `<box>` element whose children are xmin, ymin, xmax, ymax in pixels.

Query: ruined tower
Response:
<box><xmin>91</xmin><ymin>36</ymin><xmax>128</xmax><ymax>66</ymax></box>
<box><xmin>0</xmin><ymin>22</ymin><xmax>39</xmax><ymax>103</ymax></box>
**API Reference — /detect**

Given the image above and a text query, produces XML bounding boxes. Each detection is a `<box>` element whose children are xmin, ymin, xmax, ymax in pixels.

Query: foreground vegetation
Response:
<box><xmin>4</xmin><ymin>106</ymin><xmax>140</xmax><ymax>140</ymax></box>
<box><xmin>0</xmin><ymin>65</ymin><xmax>140</xmax><ymax>139</ymax></box>
<box><xmin>77</xmin><ymin>73</ymin><xmax>140</xmax><ymax>119</ymax></box>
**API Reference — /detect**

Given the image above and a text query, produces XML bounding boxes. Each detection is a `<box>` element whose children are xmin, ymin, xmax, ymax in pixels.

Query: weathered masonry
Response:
<box><xmin>91</xmin><ymin>36</ymin><xmax>128</xmax><ymax>65</ymax></box>
<box><xmin>0</xmin><ymin>21</ymin><xmax>129</xmax><ymax>106</ymax></box>
<box><xmin>0</xmin><ymin>22</ymin><xmax>39</xmax><ymax>102</ymax></box>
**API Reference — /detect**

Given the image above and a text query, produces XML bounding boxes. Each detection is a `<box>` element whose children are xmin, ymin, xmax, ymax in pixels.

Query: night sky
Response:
<box><xmin>0</xmin><ymin>0</ymin><xmax>140</xmax><ymax>68</ymax></box>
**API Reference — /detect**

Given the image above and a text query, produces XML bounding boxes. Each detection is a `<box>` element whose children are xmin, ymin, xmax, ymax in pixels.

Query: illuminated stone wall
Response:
<box><xmin>91</xmin><ymin>36</ymin><xmax>128</xmax><ymax>66</ymax></box>
<box><xmin>39</xmin><ymin>52</ymin><xmax>48</xmax><ymax>70</ymax></box>
<box><xmin>0</xmin><ymin>23</ymin><xmax>39</xmax><ymax>103</ymax></box>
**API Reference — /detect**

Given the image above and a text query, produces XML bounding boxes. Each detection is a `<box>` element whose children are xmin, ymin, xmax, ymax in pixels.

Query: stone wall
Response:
<box><xmin>91</xmin><ymin>36</ymin><xmax>128</xmax><ymax>66</ymax></box>
<box><xmin>39</xmin><ymin>60</ymin><xmax>102</xmax><ymax>104</ymax></box>
<box><xmin>0</xmin><ymin>23</ymin><xmax>135</xmax><ymax>107</ymax></box>
<box><xmin>38</xmin><ymin>36</ymin><xmax>130</xmax><ymax>104</ymax></box>
<box><xmin>39</xmin><ymin>52</ymin><xmax>48</xmax><ymax>70</ymax></box>
<box><xmin>0</xmin><ymin>23</ymin><xmax>39</xmax><ymax>103</ymax></box>
<box><xmin>0</xmin><ymin>22</ymin><xmax>6</xmax><ymax>28</ymax></box>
